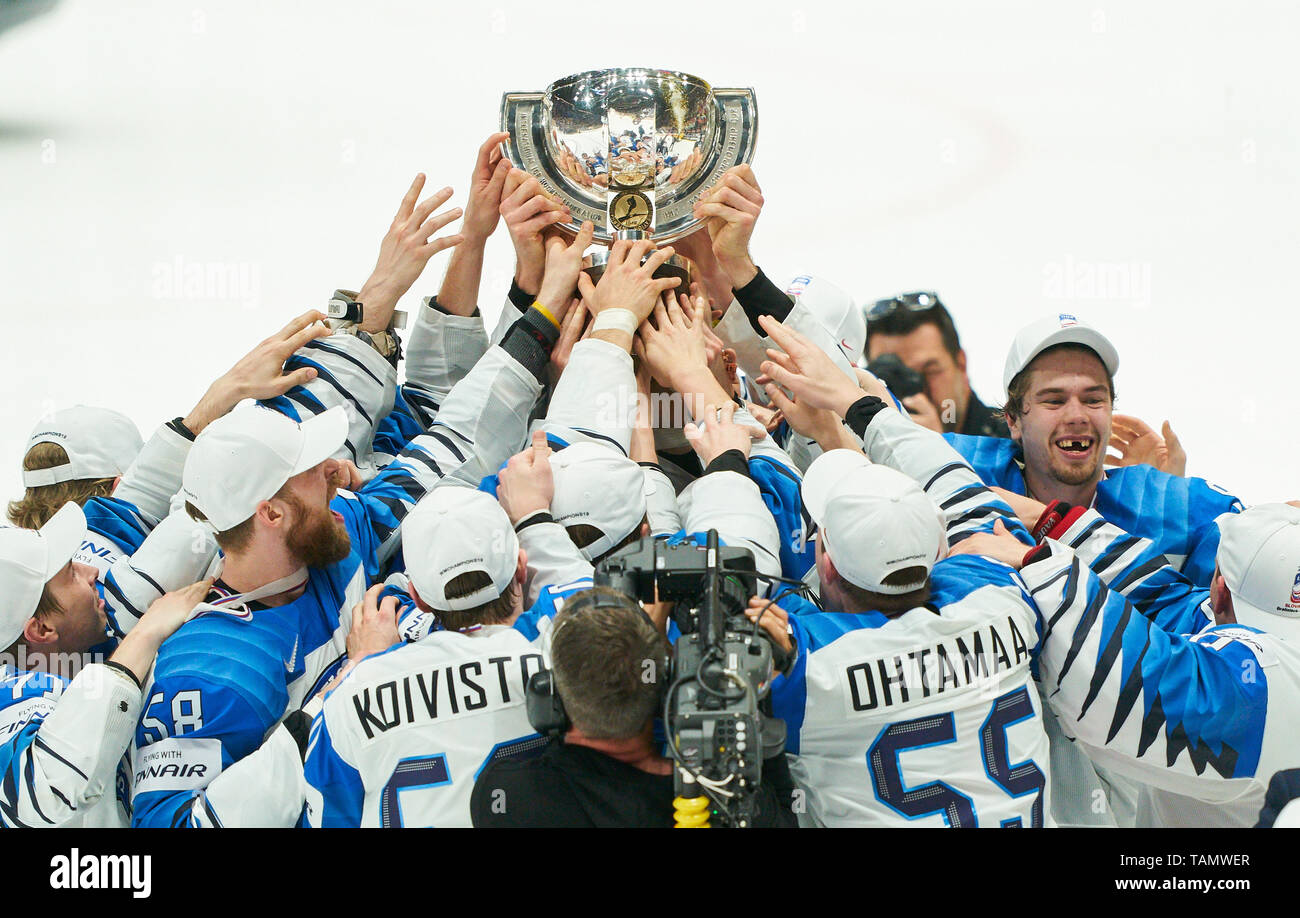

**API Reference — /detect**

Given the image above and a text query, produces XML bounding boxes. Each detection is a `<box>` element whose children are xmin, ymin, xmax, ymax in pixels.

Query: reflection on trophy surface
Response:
<box><xmin>501</xmin><ymin>68</ymin><xmax>757</xmax><ymax>285</ymax></box>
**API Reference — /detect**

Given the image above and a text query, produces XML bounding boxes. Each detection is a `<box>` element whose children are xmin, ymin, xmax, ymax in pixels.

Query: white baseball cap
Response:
<box><xmin>22</xmin><ymin>406</ymin><xmax>144</xmax><ymax>488</ymax></box>
<box><xmin>1217</xmin><ymin>504</ymin><xmax>1300</xmax><ymax>643</ymax></box>
<box><xmin>1002</xmin><ymin>314</ymin><xmax>1120</xmax><ymax>394</ymax></box>
<box><xmin>550</xmin><ymin>443</ymin><xmax>648</xmax><ymax>561</ymax></box>
<box><xmin>0</xmin><ymin>502</ymin><xmax>87</xmax><ymax>648</ymax></box>
<box><xmin>179</xmin><ymin>402</ymin><xmax>348</xmax><ymax>532</ymax></box>
<box><xmin>801</xmin><ymin>449</ymin><xmax>944</xmax><ymax>594</ymax></box>
<box><xmin>404</xmin><ymin>486</ymin><xmax>520</xmax><ymax>613</ymax></box>
<box><xmin>783</xmin><ymin>273</ymin><xmax>865</xmax><ymax>364</ymax></box>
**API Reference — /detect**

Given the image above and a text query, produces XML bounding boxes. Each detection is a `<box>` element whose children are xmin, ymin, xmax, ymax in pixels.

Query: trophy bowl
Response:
<box><xmin>501</xmin><ymin>68</ymin><xmax>758</xmax><ymax>247</ymax></box>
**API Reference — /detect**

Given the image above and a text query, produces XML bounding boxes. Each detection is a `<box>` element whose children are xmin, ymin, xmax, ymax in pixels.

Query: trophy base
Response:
<box><xmin>583</xmin><ymin>251</ymin><xmax>692</xmax><ymax>293</ymax></box>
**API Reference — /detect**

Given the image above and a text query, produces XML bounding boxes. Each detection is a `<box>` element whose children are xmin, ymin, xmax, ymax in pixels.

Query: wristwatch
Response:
<box><xmin>326</xmin><ymin>289</ymin><xmax>403</xmax><ymax>362</ymax></box>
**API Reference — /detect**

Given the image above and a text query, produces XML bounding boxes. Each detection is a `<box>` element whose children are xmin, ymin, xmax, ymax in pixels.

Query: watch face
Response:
<box><xmin>609</xmin><ymin>191</ymin><xmax>653</xmax><ymax>232</ymax></box>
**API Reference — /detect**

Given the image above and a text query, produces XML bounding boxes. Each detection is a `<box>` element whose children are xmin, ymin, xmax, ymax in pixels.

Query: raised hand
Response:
<box><xmin>757</xmin><ymin>314</ymin><xmax>865</xmax><ymax>418</ymax></box>
<box><xmin>497</xmin><ymin>430</ymin><xmax>555</xmax><ymax>525</ymax></box>
<box><xmin>635</xmin><ymin>292</ymin><xmax>710</xmax><ymax>390</ymax></box>
<box><xmin>693</xmin><ymin>164</ymin><xmax>763</xmax><ymax>288</ymax></box>
<box><xmin>548</xmin><ymin>297</ymin><xmax>588</xmax><ymax>389</ymax></box>
<box><xmin>183</xmin><ymin>310</ymin><xmax>333</xmax><ymax>434</ymax></box>
<box><xmin>683</xmin><ymin>400</ymin><xmax>766</xmax><ymax>464</ymax></box>
<box><xmin>138</xmin><ymin>579</ymin><xmax>215</xmax><ymax>638</ymax></box>
<box><xmin>500</xmin><ymin>168</ymin><xmax>571</xmax><ymax>295</ymax></box>
<box><xmin>1106</xmin><ymin>415</ymin><xmax>1187</xmax><ymax>477</ymax></box>
<box><xmin>357</xmin><ymin>174</ymin><xmax>463</xmax><ymax>331</ymax></box>
<box><xmin>536</xmin><ymin>220</ymin><xmax>595</xmax><ymax>322</ymax></box>
<box><xmin>947</xmin><ymin>519</ymin><xmax>1031</xmax><ymax>568</ymax></box>
<box><xmin>577</xmin><ymin>239</ymin><xmax>680</xmax><ymax>323</ymax></box>
<box><xmin>346</xmin><ymin>583</ymin><xmax>401</xmax><ymax>662</ymax></box>
<box><xmin>761</xmin><ymin>369</ymin><xmax>854</xmax><ymax>450</ymax></box>
<box><xmin>461</xmin><ymin>132</ymin><xmax>512</xmax><ymax>243</ymax></box>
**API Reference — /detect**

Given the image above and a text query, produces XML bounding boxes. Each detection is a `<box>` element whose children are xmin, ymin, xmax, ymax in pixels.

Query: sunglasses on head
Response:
<box><xmin>866</xmin><ymin>291</ymin><xmax>945</xmax><ymax>322</ymax></box>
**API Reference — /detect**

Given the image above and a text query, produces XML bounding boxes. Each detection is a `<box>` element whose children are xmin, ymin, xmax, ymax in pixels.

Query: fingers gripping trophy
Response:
<box><xmin>501</xmin><ymin>68</ymin><xmax>758</xmax><ymax>286</ymax></box>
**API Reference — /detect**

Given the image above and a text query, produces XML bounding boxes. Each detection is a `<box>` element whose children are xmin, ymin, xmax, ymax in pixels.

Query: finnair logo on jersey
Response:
<box><xmin>49</xmin><ymin>848</ymin><xmax>151</xmax><ymax>898</ymax></box>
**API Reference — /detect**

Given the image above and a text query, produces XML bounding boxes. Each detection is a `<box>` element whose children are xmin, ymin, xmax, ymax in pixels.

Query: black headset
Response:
<box><xmin>524</xmin><ymin>588</ymin><xmax>668</xmax><ymax>738</ymax></box>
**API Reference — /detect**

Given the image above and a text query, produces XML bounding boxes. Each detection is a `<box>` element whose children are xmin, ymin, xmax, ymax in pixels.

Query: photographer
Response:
<box><xmin>469</xmin><ymin>586</ymin><xmax>797</xmax><ymax>828</ymax></box>
<box><xmin>865</xmin><ymin>291</ymin><xmax>1009</xmax><ymax>438</ymax></box>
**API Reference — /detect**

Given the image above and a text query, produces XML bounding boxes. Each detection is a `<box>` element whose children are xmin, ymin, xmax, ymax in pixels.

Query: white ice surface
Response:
<box><xmin>0</xmin><ymin>0</ymin><xmax>1296</xmax><ymax>505</ymax></box>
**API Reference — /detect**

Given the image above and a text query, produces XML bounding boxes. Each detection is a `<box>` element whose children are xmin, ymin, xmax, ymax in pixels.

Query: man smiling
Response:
<box><xmin>945</xmin><ymin>314</ymin><xmax>1241</xmax><ymax>588</ymax></box>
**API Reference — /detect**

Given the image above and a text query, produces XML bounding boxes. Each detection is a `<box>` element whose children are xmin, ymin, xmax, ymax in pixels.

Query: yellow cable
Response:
<box><xmin>673</xmin><ymin>795</ymin><xmax>710</xmax><ymax>828</ymax></box>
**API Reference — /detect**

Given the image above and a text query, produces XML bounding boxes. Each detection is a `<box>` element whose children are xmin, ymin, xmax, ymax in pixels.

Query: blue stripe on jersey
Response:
<box><xmin>303</xmin><ymin>714</ymin><xmax>366</xmax><ymax>827</ymax></box>
<box><xmin>748</xmin><ymin>455</ymin><xmax>814</xmax><ymax>581</ymax></box>
<box><xmin>373</xmin><ymin>385</ymin><xmax>429</xmax><ymax>462</ymax></box>
<box><xmin>259</xmin><ymin>394</ymin><xmax>302</xmax><ymax>422</ymax></box>
<box><xmin>0</xmin><ymin>668</ymin><xmax>69</xmax><ymax>825</ymax></box>
<box><xmin>945</xmin><ymin>434</ymin><xmax>1242</xmax><ymax>587</ymax></box>
<box><xmin>1069</xmin><ymin>524</ymin><xmax>1213</xmax><ymax>636</ymax></box>
<box><xmin>1036</xmin><ymin>563</ymin><xmax>1265</xmax><ymax>780</ymax></box>
<box><xmin>1092</xmin><ymin>464</ymin><xmax>1241</xmax><ymax>587</ymax></box>
<box><xmin>283</xmin><ymin>356</ymin><xmax>373</xmax><ymax>426</ymax></box>
<box><xmin>82</xmin><ymin>497</ymin><xmax>149</xmax><ymax>557</ymax></box>
<box><xmin>512</xmin><ymin>580</ymin><xmax>593</xmax><ymax>641</ymax></box>
<box><xmin>152</xmin><ymin>615</ymin><xmax>293</xmax><ymax>734</ymax></box>
<box><xmin>928</xmin><ymin>555</ymin><xmax>1037</xmax><ymax>613</ymax></box>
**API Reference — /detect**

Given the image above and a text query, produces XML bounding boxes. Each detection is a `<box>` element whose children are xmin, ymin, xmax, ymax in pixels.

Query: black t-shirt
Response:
<box><xmin>961</xmin><ymin>390</ymin><xmax>1011</xmax><ymax>439</ymax></box>
<box><xmin>471</xmin><ymin>738</ymin><xmax>798</xmax><ymax>828</ymax></box>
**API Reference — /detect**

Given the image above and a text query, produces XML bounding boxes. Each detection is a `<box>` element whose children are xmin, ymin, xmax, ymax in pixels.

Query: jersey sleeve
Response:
<box><xmin>0</xmin><ymin>665</ymin><xmax>140</xmax><ymax>828</ymax></box>
<box><xmin>1048</xmin><ymin>507</ymin><xmax>1213</xmax><ymax>636</ymax></box>
<box><xmin>678</xmin><ymin>461</ymin><xmax>783</xmax><ymax>585</ymax></box>
<box><xmin>259</xmin><ymin>332</ymin><xmax>398</xmax><ymax>476</ymax></box>
<box><xmin>79</xmin><ymin>497</ymin><xmax>151</xmax><ymax>568</ymax></box>
<box><xmin>1021</xmin><ymin>540</ymin><xmax>1269</xmax><ymax>803</ymax></box>
<box><xmin>337</xmin><ymin>318</ymin><xmax>549</xmax><ymax>574</ymax></box>
<box><xmin>851</xmin><ymin>400</ymin><xmax>1033</xmax><ymax>546</ymax></box>
<box><xmin>490</xmin><ymin>290</ymin><xmax>527</xmax><ymax>347</ymax></box>
<box><xmin>197</xmin><ymin>724</ymin><xmax>306</xmax><ymax>827</ymax></box>
<box><xmin>302</xmin><ymin>701</ymin><xmax>366</xmax><ymax>827</ymax></box>
<box><xmin>371</xmin><ymin>305</ymin><xmax>491</xmax><ymax>466</ymax></box>
<box><xmin>517</xmin><ymin>518</ymin><xmax>596</xmax><ymax>606</ymax></box>
<box><xmin>404</xmin><ymin>301</ymin><xmax>491</xmax><ymax>411</ymax></box>
<box><xmin>744</xmin><ymin>431</ymin><xmax>815</xmax><ymax>582</ymax></box>
<box><xmin>539</xmin><ymin>338</ymin><xmax>637</xmax><ymax>457</ymax></box>
<box><xmin>1094</xmin><ymin>466</ymin><xmax>1244</xmax><ymax>587</ymax></box>
<box><xmin>110</xmin><ymin>422</ymin><xmax>195</xmax><ymax>525</ymax></box>
<box><xmin>100</xmin><ymin>501</ymin><xmax>220</xmax><ymax>637</ymax></box>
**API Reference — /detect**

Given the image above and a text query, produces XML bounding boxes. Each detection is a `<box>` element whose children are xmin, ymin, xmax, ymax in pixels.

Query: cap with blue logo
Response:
<box><xmin>1003</xmin><ymin>314</ymin><xmax>1120</xmax><ymax>394</ymax></box>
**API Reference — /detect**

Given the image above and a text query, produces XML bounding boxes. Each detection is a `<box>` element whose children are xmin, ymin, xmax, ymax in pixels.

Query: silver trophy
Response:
<box><xmin>501</xmin><ymin>68</ymin><xmax>757</xmax><ymax>283</ymax></box>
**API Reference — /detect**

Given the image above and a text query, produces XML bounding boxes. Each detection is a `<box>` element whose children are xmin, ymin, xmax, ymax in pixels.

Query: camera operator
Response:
<box><xmin>470</xmin><ymin>586</ymin><xmax>797</xmax><ymax>828</ymax></box>
<box><xmin>865</xmin><ymin>291</ymin><xmax>1009</xmax><ymax>438</ymax></box>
